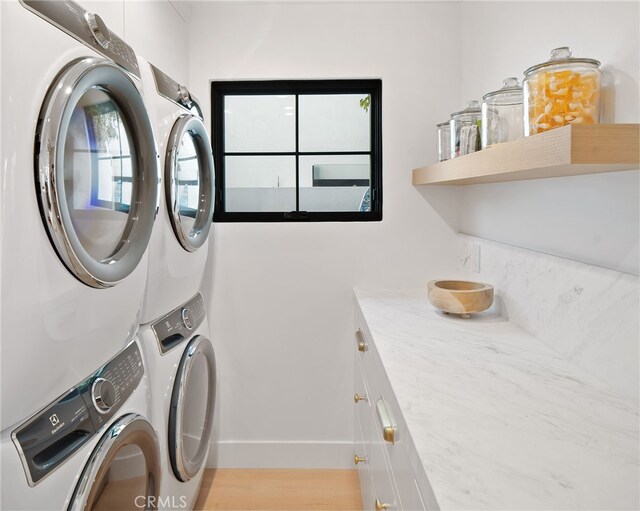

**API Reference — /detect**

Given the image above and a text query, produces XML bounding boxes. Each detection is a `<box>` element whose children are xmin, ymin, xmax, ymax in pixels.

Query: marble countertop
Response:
<box><xmin>354</xmin><ymin>288</ymin><xmax>639</xmax><ymax>511</ymax></box>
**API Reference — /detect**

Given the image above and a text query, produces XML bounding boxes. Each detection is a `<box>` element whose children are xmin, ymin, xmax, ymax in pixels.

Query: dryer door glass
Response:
<box><xmin>166</xmin><ymin>115</ymin><xmax>214</xmax><ymax>252</ymax></box>
<box><xmin>64</xmin><ymin>88</ymin><xmax>135</xmax><ymax>261</ymax></box>
<box><xmin>36</xmin><ymin>58</ymin><xmax>158</xmax><ymax>289</ymax></box>
<box><xmin>176</xmin><ymin>132</ymin><xmax>199</xmax><ymax>235</ymax></box>
<box><xmin>169</xmin><ymin>336</ymin><xmax>216</xmax><ymax>481</ymax></box>
<box><xmin>68</xmin><ymin>415</ymin><xmax>161</xmax><ymax>511</ymax></box>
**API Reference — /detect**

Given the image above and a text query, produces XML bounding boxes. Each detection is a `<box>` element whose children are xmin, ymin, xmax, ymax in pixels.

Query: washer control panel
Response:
<box><xmin>152</xmin><ymin>293</ymin><xmax>206</xmax><ymax>354</ymax></box>
<box><xmin>80</xmin><ymin>341</ymin><xmax>144</xmax><ymax>431</ymax></box>
<box><xmin>12</xmin><ymin>341</ymin><xmax>144</xmax><ymax>486</ymax></box>
<box><xmin>20</xmin><ymin>0</ymin><xmax>141</xmax><ymax>79</ymax></box>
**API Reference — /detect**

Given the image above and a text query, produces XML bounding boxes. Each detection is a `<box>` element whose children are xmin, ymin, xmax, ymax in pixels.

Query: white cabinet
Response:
<box><xmin>353</xmin><ymin>312</ymin><xmax>435</xmax><ymax>511</ymax></box>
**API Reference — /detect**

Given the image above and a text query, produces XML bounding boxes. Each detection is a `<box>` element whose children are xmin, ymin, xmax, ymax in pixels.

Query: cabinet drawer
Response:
<box><xmin>355</xmin><ymin>357</ymin><xmax>372</xmax><ymax>447</ymax></box>
<box><xmin>356</xmin><ymin>317</ymin><xmax>437</xmax><ymax>510</ymax></box>
<box><xmin>355</xmin><ymin>419</ymin><xmax>375</xmax><ymax>511</ymax></box>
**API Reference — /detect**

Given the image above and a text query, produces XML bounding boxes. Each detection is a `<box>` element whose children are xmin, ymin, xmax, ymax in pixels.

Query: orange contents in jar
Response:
<box><xmin>527</xmin><ymin>70</ymin><xmax>599</xmax><ymax>134</ymax></box>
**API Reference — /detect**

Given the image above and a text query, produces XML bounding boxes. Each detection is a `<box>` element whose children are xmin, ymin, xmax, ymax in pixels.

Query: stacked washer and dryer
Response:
<box><xmin>136</xmin><ymin>57</ymin><xmax>217</xmax><ymax>509</ymax></box>
<box><xmin>0</xmin><ymin>0</ymin><xmax>216</xmax><ymax>509</ymax></box>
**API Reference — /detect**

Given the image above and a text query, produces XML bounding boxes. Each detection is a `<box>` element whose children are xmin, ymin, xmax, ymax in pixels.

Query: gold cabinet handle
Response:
<box><xmin>375</xmin><ymin>498</ymin><xmax>390</xmax><ymax>510</ymax></box>
<box><xmin>353</xmin><ymin>454</ymin><xmax>367</xmax><ymax>465</ymax></box>
<box><xmin>354</xmin><ymin>393</ymin><xmax>368</xmax><ymax>403</ymax></box>
<box><xmin>376</xmin><ymin>398</ymin><xmax>398</xmax><ymax>444</ymax></box>
<box><xmin>356</xmin><ymin>329</ymin><xmax>368</xmax><ymax>352</ymax></box>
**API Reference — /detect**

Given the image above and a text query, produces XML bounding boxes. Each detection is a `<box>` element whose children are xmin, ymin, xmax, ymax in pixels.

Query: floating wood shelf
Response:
<box><xmin>412</xmin><ymin>124</ymin><xmax>639</xmax><ymax>186</ymax></box>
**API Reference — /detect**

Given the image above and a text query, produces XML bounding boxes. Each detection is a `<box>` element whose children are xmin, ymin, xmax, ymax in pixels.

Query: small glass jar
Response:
<box><xmin>523</xmin><ymin>46</ymin><xmax>601</xmax><ymax>136</ymax></box>
<box><xmin>481</xmin><ymin>77</ymin><xmax>523</xmax><ymax>148</ymax></box>
<box><xmin>436</xmin><ymin>121</ymin><xmax>451</xmax><ymax>161</ymax></box>
<box><xmin>450</xmin><ymin>101</ymin><xmax>481</xmax><ymax>158</ymax></box>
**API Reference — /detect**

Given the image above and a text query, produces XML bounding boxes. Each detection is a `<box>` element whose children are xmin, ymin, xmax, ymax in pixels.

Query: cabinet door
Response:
<box><xmin>368</xmin><ymin>409</ymin><xmax>401</xmax><ymax>511</ymax></box>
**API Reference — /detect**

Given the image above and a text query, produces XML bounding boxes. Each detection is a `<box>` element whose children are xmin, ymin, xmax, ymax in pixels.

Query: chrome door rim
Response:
<box><xmin>36</xmin><ymin>57</ymin><xmax>159</xmax><ymax>288</ymax></box>
<box><xmin>165</xmin><ymin>114</ymin><xmax>215</xmax><ymax>253</ymax></box>
<box><xmin>169</xmin><ymin>335</ymin><xmax>216</xmax><ymax>481</ymax></box>
<box><xmin>68</xmin><ymin>414</ymin><xmax>161</xmax><ymax>511</ymax></box>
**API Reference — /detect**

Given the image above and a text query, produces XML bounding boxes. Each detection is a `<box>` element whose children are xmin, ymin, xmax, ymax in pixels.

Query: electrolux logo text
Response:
<box><xmin>134</xmin><ymin>496</ymin><xmax>188</xmax><ymax>509</ymax></box>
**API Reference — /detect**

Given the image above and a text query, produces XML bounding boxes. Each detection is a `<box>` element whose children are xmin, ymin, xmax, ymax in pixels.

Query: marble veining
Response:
<box><xmin>458</xmin><ymin>235</ymin><xmax>639</xmax><ymax>403</ymax></box>
<box><xmin>355</xmin><ymin>288</ymin><xmax>639</xmax><ymax>510</ymax></box>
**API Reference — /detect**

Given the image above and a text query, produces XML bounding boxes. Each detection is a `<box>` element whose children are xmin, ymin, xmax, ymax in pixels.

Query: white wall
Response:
<box><xmin>189</xmin><ymin>1</ymin><xmax>462</xmax><ymax>468</ymax></box>
<box><xmin>123</xmin><ymin>0</ymin><xmax>189</xmax><ymax>83</ymax></box>
<box><xmin>456</xmin><ymin>1</ymin><xmax>640</xmax><ymax>275</ymax></box>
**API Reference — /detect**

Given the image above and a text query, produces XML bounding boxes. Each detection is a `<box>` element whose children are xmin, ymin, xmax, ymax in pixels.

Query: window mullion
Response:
<box><xmin>295</xmin><ymin>94</ymin><xmax>300</xmax><ymax>212</ymax></box>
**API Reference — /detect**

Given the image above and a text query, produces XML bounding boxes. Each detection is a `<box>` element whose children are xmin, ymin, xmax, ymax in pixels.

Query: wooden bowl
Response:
<box><xmin>427</xmin><ymin>280</ymin><xmax>494</xmax><ymax>317</ymax></box>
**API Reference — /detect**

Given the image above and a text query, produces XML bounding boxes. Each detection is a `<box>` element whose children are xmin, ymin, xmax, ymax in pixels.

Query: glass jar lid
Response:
<box><xmin>436</xmin><ymin>121</ymin><xmax>450</xmax><ymax>128</ymax></box>
<box><xmin>482</xmin><ymin>77</ymin><xmax>523</xmax><ymax>104</ymax></box>
<box><xmin>451</xmin><ymin>100</ymin><xmax>481</xmax><ymax>120</ymax></box>
<box><xmin>524</xmin><ymin>47</ymin><xmax>600</xmax><ymax>76</ymax></box>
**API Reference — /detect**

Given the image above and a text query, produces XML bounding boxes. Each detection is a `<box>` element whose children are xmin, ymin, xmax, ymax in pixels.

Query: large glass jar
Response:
<box><xmin>436</xmin><ymin>121</ymin><xmax>451</xmax><ymax>161</ymax></box>
<box><xmin>481</xmin><ymin>77</ymin><xmax>523</xmax><ymax>148</ymax></box>
<box><xmin>523</xmin><ymin>47</ymin><xmax>601</xmax><ymax>136</ymax></box>
<box><xmin>450</xmin><ymin>101</ymin><xmax>481</xmax><ymax>157</ymax></box>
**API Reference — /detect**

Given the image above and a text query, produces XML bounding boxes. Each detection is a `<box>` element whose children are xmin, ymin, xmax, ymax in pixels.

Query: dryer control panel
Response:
<box><xmin>152</xmin><ymin>293</ymin><xmax>207</xmax><ymax>354</ymax></box>
<box><xmin>150</xmin><ymin>62</ymin><xmax>204</xmax><ymax>118</ymax></box>
<box><xmin>12</xmin><ymin>341</ymin><xmax>144</xmax><ymax>487</ymax></box>
<box><xmin>20</xmin><ymin>0</ymin><xmax>141</xmax><ymax>79</ymax></box>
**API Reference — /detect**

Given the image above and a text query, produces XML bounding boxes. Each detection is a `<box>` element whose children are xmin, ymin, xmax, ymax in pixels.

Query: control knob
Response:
<box><xmin>92</xmin><ymin>378</ymin><xmax>116</xmax><ymax>414</ymax></box>
<box><xmin>177</xmin><ymin>85</ymin><xmax>192</xmax><ymax>107</ymax></box>
<box><xmin>181</xmin><ymin>308</ymin><xmax>194</xmax><ymax>330</ymax></box>
<box><xmin>85</xmin><ymin>12</ymin><xmax>111</xmax><ymax>49</ymax></box>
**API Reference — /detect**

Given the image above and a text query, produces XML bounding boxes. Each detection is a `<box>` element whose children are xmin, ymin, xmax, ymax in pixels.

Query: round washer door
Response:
<box><xmin>165</xmin><ymin>114</ymin><xmax>215</xmax><ymax>252</ymax></box>
<box><xmin>68</xmin><ymin>414</ymin><xmax>161</xmax><ymax>511</ymax></box>
<box><xmin>36</xmin><ymin>57</ymin><xmax>158</xmax><ymax>289</ymax></box>
<box><xmin>169</xmin><ymin>336</ymin><xmax>216</xmax><ymax>481</ymax></box>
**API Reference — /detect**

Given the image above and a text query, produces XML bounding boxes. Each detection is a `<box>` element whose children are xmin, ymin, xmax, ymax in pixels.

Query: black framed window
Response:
<box><xmin>211</xmin><ymin>79</ymin><xmax>382</xmax><ymax>222</ymax></box>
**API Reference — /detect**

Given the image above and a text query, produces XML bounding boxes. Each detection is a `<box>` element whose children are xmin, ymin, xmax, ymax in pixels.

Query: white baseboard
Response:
<box><xmin>206</xmin><ymin>441</ymin><xmax>355</xmax><ymax>469</ymax></box>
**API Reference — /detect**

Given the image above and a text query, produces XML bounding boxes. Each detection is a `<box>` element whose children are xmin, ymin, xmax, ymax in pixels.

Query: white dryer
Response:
<box><xmin>137</xmin><ymin>57</ymin><xmax>215</xmax><ymax>326</ymax></box>
<box><xmin>1</xmin><ymin>339</ymin><xmax>162</xmax><ymax>510</ymax></box>
<box><xmin>138</xmin><ymin>293</ymin><xmax>216</xmax><ymax>510</ymax></box>
<box><xmin>0</xmin><ymin>0</ymin><xmax>159</xmax><ymax>430</ymax></box>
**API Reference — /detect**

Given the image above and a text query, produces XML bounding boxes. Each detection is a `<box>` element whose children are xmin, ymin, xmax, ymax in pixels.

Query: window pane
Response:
<box><xmin>299</xmin><ymin>154</ymin><xmax>370</xmax><ymax>212</ymax></box>
<box><xmin>299</xmin><ymin>94</ymin><xmax>370</xmax><ymax>152</ymax></box>
<box><xmin>225</xmin><ymin>95</ymin><xmax>295</xmax><ymax>152</ymax></box>
<box><xmin>225</xmin><ymin>156</ymin><xmax>296</xmax><ymax>212</ymax></box>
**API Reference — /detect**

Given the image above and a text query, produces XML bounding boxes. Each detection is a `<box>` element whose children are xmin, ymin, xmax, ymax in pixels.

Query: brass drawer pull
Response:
<box><xmin>376</xmin><ymin>398</ymin><xmax>398</xmax><ymax>444</ymax></box>
<box><xmin>354</xmin><ymin>393</ymin><xmax>368</xmax><ymax>403</ymax></box>
<box><xmin>375</xmin><ymin>498</ymin><xmax>390</xmax><ymax>510</ymax></box>
<box><xmin>353</xmin><ymin>454</ymin><xmax>367</xmax><ymax>465</ymax></box>
<box><xmin>356</xmin><ymin>329</ymin><xmax>368</xmax><ymax>353</ymax></box>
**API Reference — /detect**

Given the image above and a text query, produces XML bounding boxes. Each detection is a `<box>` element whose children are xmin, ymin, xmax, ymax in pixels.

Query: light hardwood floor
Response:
<box><xmin>194</xmin><ymin>469</ymin><xmax>363</xmax><ymax>511</ymax></box>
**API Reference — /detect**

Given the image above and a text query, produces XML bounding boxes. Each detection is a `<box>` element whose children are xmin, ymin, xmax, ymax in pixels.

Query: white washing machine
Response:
<box><xmin>138</xmin><ymin>293</ymin><xmax>216</xmax><ymax>510</ymax></box>
<box><xmin>0</xmin><ymin>0</ymin><xmax>159</xmax><ymax>430</ymax></box>
<box><xmin>1</xmin><ymin>339</ymin><xmax>162</xmax><ymax>510</ymax></box>
<box><xmin>137</xmin><ymin>57</ymin><xmax>215</xmax><ymax>326</ymax></box>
